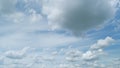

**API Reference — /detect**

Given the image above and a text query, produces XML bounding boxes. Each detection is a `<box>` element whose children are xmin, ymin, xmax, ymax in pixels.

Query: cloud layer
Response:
<box><xmin>0</xmin><ymin>0</ymin><xmax>80</xmax><ymax>49</ymax></box>
<box><xmin>0</xmin><ymin>37</ymin><xmax>116</xmax><ymax>68</ymax></box>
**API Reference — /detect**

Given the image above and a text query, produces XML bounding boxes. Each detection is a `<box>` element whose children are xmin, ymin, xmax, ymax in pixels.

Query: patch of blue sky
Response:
<box><xmin>86</xmin><ymin>7</ymin><xmax>120</xmax><ymax>40</ymax></box>
<box><xmin>114</xmin><ymin>0</ymin><xmax>120</xmax><ymax>20</ymax></box>
<box><xmin>115</xmin><ymin>11</ymin><xmax>120</xmax><ymax>20</ymax></box>
<box><xmin>105</xmin><ymin>43</ymin><xmax>120</xmax><ymax>51</ymax></box>
<box><xmin>87</xmin><ymin>22</ymin><xmax>120</xmax><ymax>40</ymax></box>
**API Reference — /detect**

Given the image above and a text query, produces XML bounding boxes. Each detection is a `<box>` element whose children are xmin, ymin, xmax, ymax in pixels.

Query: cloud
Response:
<box><xmin>5</xmin><ymin>47</ymin><xmax>30</xmax><ymax>59</ymax></box>
<box><xmin>0</xmin><ymin>0</ymin><xmax>43</xmax><ymax>24</ymax></box>
<box><xmin>59</xmin><ymin>64</ymin><xmax>69</xmax><ymax>68</ymax></box>
<box><xmin>0</xmin><ymin>0</ymin><xmax>80</xmax><ymax>49</ymax></box>
<box><xmin>90</xmin><ymin>36</ymin><xmax>115</xmax><ymax>50</ymax></box>
<box><xmin>43</xmin><ymin>0</ymin><xmax>116</xmax><ymax>35</ymax></box>
<box><xmin>0</xmin><ymin>39</ymin><xmax>117</xmax><ymax>68</ymax></box>
<box><xmin>0</xmin><ymin>0</ymin><xmax>17</xmax><ymax>15</ymax></box>
<box><xmin>0</xmin><ymin>32</ymin><xmax>79</xmax><ymax>49</ymax></box>
<box><xmin>82</xmin><ymin>51</ymin><xmax>98</xmax><ymax>61</ymax></box>
<box><xmin>65</xmin><ymin>49</ymin><xmax>82</xmax><ymax>62</ymax></box>
<box><xmin>82</xmin><ymin>36</ymin><xmax>115</xmax><ymax>61</ymax></box>
<box><xmin>82</xmin><ymin>50</ymin><xmax>104</xmax><ymax>61</ymax></box>
<box><xmin>0</xmin><ymin>56</ymin><xmax>4</xmax><ymax>65</ymax></box>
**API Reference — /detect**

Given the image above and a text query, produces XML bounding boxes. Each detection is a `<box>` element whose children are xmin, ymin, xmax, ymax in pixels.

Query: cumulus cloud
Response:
<box><xmin>0</xmin><ymin>39</ymin><xmax>117</xmax><ymax>68</ymax></box>
<box><xmin>82</xmin><ymin>36</ymin><xmax>115</xmax><ymax>61</ymax></box>
<box><xmin>5</xmin><ymin>47</ymin><xmax>30</xmax><ymax>59</ymax></box>
<box><xmin>65</xmin><ymin>49</ymin><xmax>82</xmax><ymax>62</ymax></box>
<box><xmin>82</xmin><ymin>51</ymin><xmax>98</xmax><ymax>61</ymax></box>
<box><xmin>82</xmin><ymin>49</ymin><xmax>104</xmax><ymax>61</ymax></box>
<box><xmin>43</xmin><ymin>0</ymin><xmax>116</xmax><ymax>35</ymax></box>
<box><xmin>90</xmin><ymin>36</ymin><xmax>115</xmax><ymax>50</ymax></box>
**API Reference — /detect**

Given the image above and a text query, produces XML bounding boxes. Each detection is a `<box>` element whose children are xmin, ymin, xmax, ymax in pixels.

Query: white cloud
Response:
<box><xmin>65</xmin><ymin>49</ymin><xmax>81</xmax><ymax>57</ymax></box>
<box><xmin>5</xmin><ymin>47</ymin><xmax>30</xmax><ymax>59</ymax></box>
<box><xmin>59</xmin><ymin>64</ymin><xmax>70</xmax><ymax>68</ymax></box>
<box><xmin>90</xmin><ymin>36</ymin><xmax>115</xmax><ymax>50</ymax></box>
<box><xmin>29</xmin><ymin>10</ymin><xmax>43</xmax><ymax>23</ymax></box>
<box><xmin>43</xmin><ymin>0</ymin><xmax>116</xmax><ymax>35</ymax></box>
<box><xmin>0</xmin><ymin>41</ymin><xmax>117</xmax><ymax>68</ymax></box>
<box><xmin>65</xmin><ymin>49</ymin><xmax>82</xmax><ymax>62</ymax></box>
<box><xmin>82</xmin><ymin>36</ymin><xmax>115</xmax><ymax>61</ymax></box>
<box><xmin>7</xmin><ymin>11</ymin><xmax>43</xmax><ymax>24</ymax></box>
<box><xmin>82</xmin><ymin>50</ymin><xmax>102</xmax><ymax>61</ymax></box>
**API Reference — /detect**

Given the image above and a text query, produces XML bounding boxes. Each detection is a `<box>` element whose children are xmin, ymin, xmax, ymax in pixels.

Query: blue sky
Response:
<box><xmin>0</xmin><ymin>0</ymin><xmax>120</xmax><ymax>68</ymax></box>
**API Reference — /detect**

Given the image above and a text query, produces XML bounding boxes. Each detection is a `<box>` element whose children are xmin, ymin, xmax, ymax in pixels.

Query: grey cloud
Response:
<box><xmin>0</xmin><ymin>0</ymin><xmax>17</xmax><ymax>15</ymax></box>
<box><xmin>43</xmin><ymin>0</ymin><xmax>116</xmax><ymax>36</ymax></box>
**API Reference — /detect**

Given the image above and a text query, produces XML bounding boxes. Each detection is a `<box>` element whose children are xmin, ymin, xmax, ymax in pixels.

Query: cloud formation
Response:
<box><xmin>82</xmin><ymin>49</ymin><xmax>104</xmax><ymax>61</ymax></box>
<box><xmin>5</xmin><ymin>47</ymin><xmax>30</xmax><ymax>59</ymax></box>
<box><xmin>0</xmin><ymin>36</ymin><xmax>117</xmax><ymax>68</ymax></box>
<box><xmin>90</xmin><ymin>36</ymin><xmax>115</xmax><ymax>50</ymax></box>
<box><xmin>82</xmin><ymin>37</ymin><xmax>115</xmax><ymax>61</ymax></box>
<box><xmin>43</xmin><ymin>0</ymin><xmax>116</xmax><ymax>35</ymax></box>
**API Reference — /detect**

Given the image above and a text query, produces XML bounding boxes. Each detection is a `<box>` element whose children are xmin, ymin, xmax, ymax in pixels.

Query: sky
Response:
<box><xmin>0</xmin><ymin>0</ymin><xmax>120</xmax><ymax>68</ymax></box>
